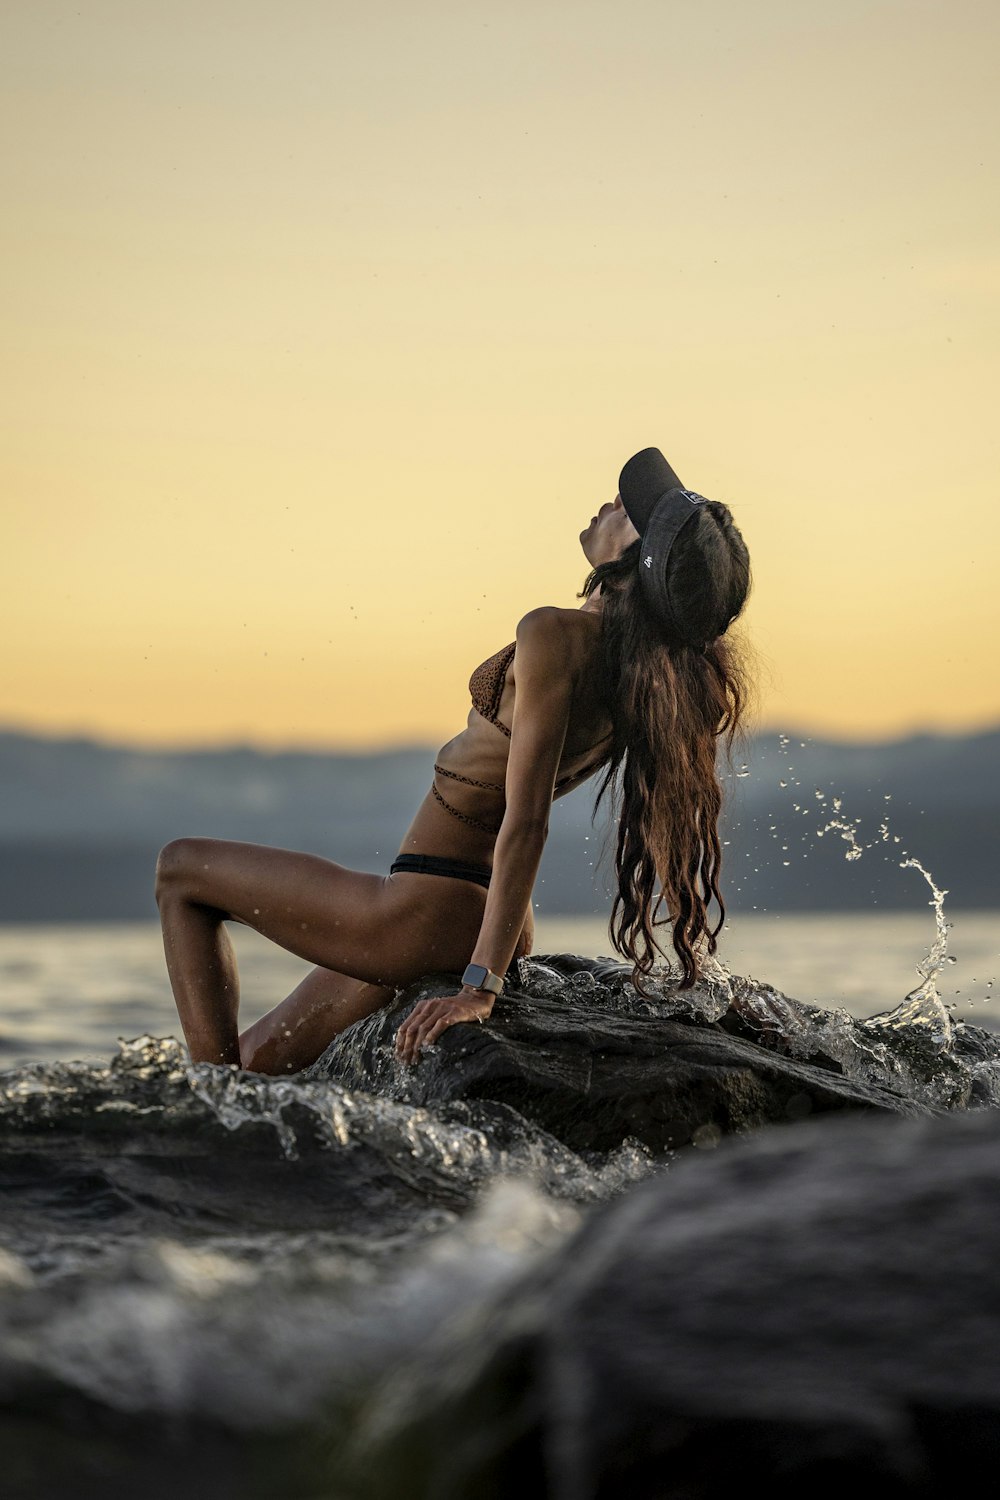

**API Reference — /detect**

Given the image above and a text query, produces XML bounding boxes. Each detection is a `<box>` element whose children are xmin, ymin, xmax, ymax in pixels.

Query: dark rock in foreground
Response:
<box><xmin>3</xmin><ymin>956</ymin><xmax>998</xmax><ymax>1500</ymax></box>
<box><xmin>348</xmin><ymin>1104</ymin><xmax>1000</xmax><ymax>1499</ymax></box>
<box><xmin>311</xmin><ymin>953</ymin><xmax>939</xmax><ymax>1152</ymax></box>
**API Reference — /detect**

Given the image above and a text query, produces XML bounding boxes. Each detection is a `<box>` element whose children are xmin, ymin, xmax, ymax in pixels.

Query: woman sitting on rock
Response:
<box><xmin>155</xmin><ymin>447</ymin><xmax>752</xmax><ymax>1073</ymax></box>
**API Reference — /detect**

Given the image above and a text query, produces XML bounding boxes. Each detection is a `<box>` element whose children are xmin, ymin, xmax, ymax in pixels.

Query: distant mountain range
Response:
<box><xmin>0</xmin><ymin>725</ymin><xmax>997</xmax><ymax>921</ymax></box>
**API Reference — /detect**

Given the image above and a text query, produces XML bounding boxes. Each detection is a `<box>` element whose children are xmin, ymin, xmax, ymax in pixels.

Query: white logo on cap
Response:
<box><xmin>643</xmin><ymin>555</ymin><xmax>652</xmax><ymax>567</ymax></box>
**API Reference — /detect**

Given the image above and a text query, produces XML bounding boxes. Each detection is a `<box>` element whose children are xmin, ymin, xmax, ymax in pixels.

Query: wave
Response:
<box><xmin>1</xmin><ymin>954</ymin><xmax>999</xmax><ymax>1497</ymax></box>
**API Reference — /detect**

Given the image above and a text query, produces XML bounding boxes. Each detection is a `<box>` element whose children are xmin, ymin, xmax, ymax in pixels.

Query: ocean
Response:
<box><xmin>1</xmin><ymin>908</ymin><xmax>998</xmax><ymax>1497</ymax></box>
<box><xmin>0</xmin><ymin>910</ymin><xmax>996</xmax><ymax>1071</ymax></box>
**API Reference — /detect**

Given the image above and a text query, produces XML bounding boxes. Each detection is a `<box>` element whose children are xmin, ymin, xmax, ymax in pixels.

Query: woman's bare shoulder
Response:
<box><xmin>509</xmin><ymin>609</ymin><xmax>601</xmax><ymax>708</ymax></box>
<box><xmin>521</xmin><ymin>606</ymin><xmax>599</xmax><ymax>660</ymax></box>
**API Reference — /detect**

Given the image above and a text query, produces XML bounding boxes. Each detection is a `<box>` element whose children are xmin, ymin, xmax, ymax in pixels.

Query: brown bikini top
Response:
<box><xmin>469</xmin><ymin>640</ymin><xmax>517</xmax><ymax>739</ymax></box>
<box><xmin>467</xmin><ymin>639</ymin><xmax>611</xmax><ymax>790</ymax></box>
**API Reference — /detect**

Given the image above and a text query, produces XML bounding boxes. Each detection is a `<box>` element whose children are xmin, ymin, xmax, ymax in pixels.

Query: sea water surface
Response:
<box><xmin>0</xmin><ymin>910</ymin><xmax>997</xmax><ymax>1069</ymax></box>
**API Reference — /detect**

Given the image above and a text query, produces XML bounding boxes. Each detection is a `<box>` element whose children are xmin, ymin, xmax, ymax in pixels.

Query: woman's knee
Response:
<box><xmin>154</xmin><ymin>837</ymin><xmax>202</xmax><ymax>902</ymax></box>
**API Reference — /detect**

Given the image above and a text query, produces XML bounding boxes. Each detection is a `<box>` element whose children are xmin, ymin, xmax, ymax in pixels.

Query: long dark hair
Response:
<box><xmin>579</xmin><ymin>501</ymin><xmax>753</xmax><ymax>995</ymax></box>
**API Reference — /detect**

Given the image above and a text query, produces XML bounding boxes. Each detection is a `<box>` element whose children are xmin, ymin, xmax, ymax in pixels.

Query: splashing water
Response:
<box><xmin>815</xmin><ymin>816</ymin><xmax>866</xmax><ymax>862</ymax></box>
<box><xmin>755</xmin><ymin>735</ymin><xmax>960</xmax><ymax>1049</ymax></box>
<box><xmin>865</xmin><ymin>856</ymin><xmax>953</xmax><ymax>1044</ymax></box>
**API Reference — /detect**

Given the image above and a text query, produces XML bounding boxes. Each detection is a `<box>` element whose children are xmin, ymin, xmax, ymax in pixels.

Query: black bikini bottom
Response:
<box><xmin>388</xmin><ymin>854</ymin><xmax>528</xmax><ymax>987</ymax></box>
<box><xmin>389</xmin><ymin>853</ymin><xmax>492</xmax><ymax>890</ymax></box>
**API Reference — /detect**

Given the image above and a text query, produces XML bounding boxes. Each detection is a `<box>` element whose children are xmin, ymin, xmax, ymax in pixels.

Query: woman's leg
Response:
<box><xmin>154</xmin><ymin>836</ymin><xmax>490</xmax><ymax>1067</ymax></box>
<box><xmin>241</xmin><ymin>886</ymin><xmax>537</xmax><ymax>1074</ymax></box>
<box><xmin>238</xmin><ymin>966</ymin><xmax>395</xmax><ymax>1075</ymax></box>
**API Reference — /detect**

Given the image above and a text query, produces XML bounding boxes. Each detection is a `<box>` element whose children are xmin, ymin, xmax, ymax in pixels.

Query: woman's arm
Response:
<box><xmin>461</xmin><ymin>606</ymin><xmax>573</xmax><ymax>986</ymax></box>
<box><xmin>395</xmin><ymin>608</ymin><xmax>575</xmax><ymax>1061</ymax></box>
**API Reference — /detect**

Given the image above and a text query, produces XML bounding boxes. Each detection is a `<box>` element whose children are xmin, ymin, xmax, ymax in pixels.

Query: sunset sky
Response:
<box><xmin>3</xmin><ymin>1</ymin><xmax>998</xmax><ymax>750</ymax></box>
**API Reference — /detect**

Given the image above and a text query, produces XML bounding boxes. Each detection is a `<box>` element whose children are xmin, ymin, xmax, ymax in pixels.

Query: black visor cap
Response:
<box><xmin>618</xmin><ymin>447</ymin><xmax>685</xmax><ymax>534</ymax></box>
<box><xmin>617</xmin><ymin>446</ymin><xmax>712</xmax><ymax>644</ymax></box>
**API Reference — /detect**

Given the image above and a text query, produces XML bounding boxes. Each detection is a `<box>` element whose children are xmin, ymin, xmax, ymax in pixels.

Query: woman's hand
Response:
<box><xmin>394</xmin><ymin>988</ymin><xmax>494</xmax><ymax>1065</ymax></box>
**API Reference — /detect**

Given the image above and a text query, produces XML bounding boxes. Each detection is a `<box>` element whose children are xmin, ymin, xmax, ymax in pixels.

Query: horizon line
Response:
<box><xmin>2</xmin><ymin>715</ymin><xmax>999</xmax><ymax>757</ymax></box>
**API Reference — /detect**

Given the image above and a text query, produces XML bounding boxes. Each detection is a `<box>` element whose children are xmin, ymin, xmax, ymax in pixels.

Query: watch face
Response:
<box><xmin>463</xmin><ymin>963</ymin><xmax>502</xmax><ymax>994</ymax></box>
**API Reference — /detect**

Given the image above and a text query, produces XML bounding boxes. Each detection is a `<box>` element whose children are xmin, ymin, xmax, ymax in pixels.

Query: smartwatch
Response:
<box><xmin>462</xmin><ymin>963</ymin><xmax>505</xmax><ymax>998</ymax></box>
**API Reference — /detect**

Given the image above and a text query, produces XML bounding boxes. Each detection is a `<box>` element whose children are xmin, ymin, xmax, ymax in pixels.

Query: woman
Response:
<box><xmin>155</xmin><ymin>446</ymin><xmax>751</xmax><ymax>1074</ymax></box>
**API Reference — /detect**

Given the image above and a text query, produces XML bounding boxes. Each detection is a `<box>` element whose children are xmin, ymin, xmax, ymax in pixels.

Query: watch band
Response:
<box><xmin>462</xmin><ymin>962</ymin><xmax>505</xmax><ymax>997</ymax></box>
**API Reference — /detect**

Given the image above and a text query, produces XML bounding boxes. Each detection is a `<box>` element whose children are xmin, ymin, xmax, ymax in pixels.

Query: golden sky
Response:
<box><xmin>3</xmin><ymin>1</ymin><xmax>998</xmax><ymax>750</ymax></box>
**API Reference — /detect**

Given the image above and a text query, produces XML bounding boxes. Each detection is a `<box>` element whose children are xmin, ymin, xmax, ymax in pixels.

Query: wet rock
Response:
<box><xmin>349</xmin><ymin>1104</ymin><xmax>1000</xmax><ymax>1499</ymax></box>
<box><xmin>311</xmin><ymin>953</ymin><xmax>934</xmax><ymax>1153</ymax></box>
<box><xmin>0</xmin><ymin>1039</ymin><xmax>495</xmax><ymax>1241</ymax></box>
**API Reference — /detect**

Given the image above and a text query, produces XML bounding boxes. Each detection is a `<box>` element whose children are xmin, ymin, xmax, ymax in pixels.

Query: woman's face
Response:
<box><xmin>580</xmin><ymin>492</ymin><xmax>640</xmax><ymax>567</ymax></box>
